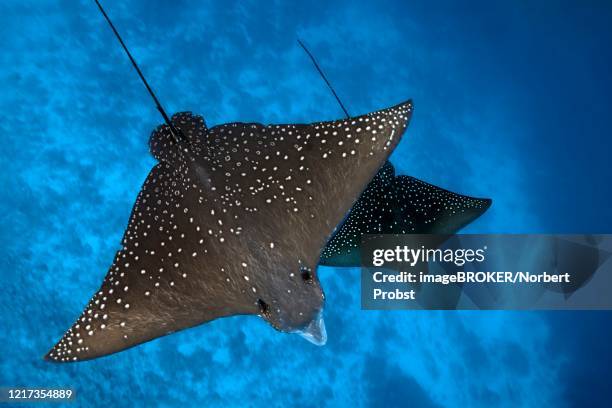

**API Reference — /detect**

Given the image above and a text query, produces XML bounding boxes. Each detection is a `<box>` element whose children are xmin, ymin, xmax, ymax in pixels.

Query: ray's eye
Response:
<box><xmin>257</xmin><ymin>299</ymin><xmax>270</xmax><ymax>318</ymax></box>
<box><xmin>300</xmin><ymin>267</ymin><xmax>313</xmax><ymax>284</ymax></box>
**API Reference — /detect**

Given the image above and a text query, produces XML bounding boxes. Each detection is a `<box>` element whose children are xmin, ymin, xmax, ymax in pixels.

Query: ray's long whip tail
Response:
<box><xmin>93</xmin><ymin>0</ymin><xmax>183</xmax><ymax>143</ymax></box>
<box><xmin>297</xmin><ymin>39</ymin><xmax>350</xmax><ymax>119</ymax></box>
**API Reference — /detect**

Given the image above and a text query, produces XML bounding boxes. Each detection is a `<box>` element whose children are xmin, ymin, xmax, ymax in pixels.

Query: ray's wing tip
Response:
<box><xmin>474</xmin><ymin>197</ymin><xmax>492</xmax><ymax>213</ymax></box>
<box><xmin>43</xmin><ymin>343</ymin><xmax>90</xmax><ymax>363</ymax></box>
<box><xmin>467</xmin><ymin>197</ymin><xmax>492</xmax><ymax>223</ymax></box>
<box><xmin>43</xmin><ymin>347</ymin><xmax>64</xmax><ymax>363</ymax></box>
<box><xmin>43</xmin><ymin>340</ymin><xmax>69</xmax><ymax>363</ymax></box>
<box><xmin>391</xmin><ymin>98</ymin><xmax>413</xmax><ymax>107</ymax></box>
<box><xmin>43</xmin><ymin>333</ymin><xmax>83</xmax><ymax>363</ymax></box>
<box><xmin>396</xmin><ymin>99</ymin><xmax>414</xmax><ymax>113</ymax></box>
<box><xmin>364</xmin><ymin>99</ymin><xmax>414</xmax><ymax>119</ymax></box>
<box><xmin>391</xmin><ymin>99</ymin><xmax>414</xmax><ymax>129</ymax></box>
<box><xmin>389</xmin><ymin>99</ymin><xmax>414</xmax><ymax>114</ymax></box>
<box><xmin>464</xmin><ymin>196</ymin><xmax>492</xmax><ymax>215</ymax></box>
<box><xmin>367</xmin><ymin>99</ymin><xmax>414</xmax><ymax>141</ymax></box>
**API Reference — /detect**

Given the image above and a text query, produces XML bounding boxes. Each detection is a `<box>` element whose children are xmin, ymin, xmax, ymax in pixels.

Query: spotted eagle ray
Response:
<box><xmin>320</xmin><ymin>161</ymin><xmax>491</xmax><ymax>266</ymax></box>
<box><xmin>46</xmin><ymin>1</ymin><xmax>489</xmax><ymax>362</ymax></box>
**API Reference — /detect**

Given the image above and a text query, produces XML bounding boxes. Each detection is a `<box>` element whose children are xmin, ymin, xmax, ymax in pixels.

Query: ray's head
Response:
<box><xmin>253</xmin><ymin>262</ymin><xmax>326</xmax><ymax>345</ymax></box>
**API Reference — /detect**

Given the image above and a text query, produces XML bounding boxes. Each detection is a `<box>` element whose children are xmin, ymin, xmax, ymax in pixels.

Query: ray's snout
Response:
<box><xmin>295</xmin><ymin>311</ymin><xmax>327</xmax><ymax>346</ymax></box>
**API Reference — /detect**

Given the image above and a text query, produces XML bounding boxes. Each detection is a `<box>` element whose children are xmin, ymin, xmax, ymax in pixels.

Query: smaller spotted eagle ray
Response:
<box><xmin>296</xmin><ymin>39</ymin><xmax>491</xmax><ymax>266</ymax></box>
<box><xmin>320</xmin><ymin>161</ymin><xmax>491</xmax><ymax>266</ymax></box>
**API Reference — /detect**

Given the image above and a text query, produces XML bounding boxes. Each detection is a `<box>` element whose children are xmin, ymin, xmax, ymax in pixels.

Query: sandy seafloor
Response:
<box><xmin>1</xmin><ymin>0</ymin><xmax>611</xmax><ymax>406</ymax></box>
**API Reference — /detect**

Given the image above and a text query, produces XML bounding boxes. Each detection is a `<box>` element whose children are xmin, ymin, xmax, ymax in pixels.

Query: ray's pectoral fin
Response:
<box><xmin>395</xmin><ymin>175</ymin><xmax>491</xmax><ymax>234</ymax></box>
<box><xmin>320</xmin><ymin>162</ymin><xmax>492</xmax><ymax>267</ymax></box>
<box><xmin>45</xmin><ymin>115</ymin><xmax>256</xmax><ymax>362</ymax></box>
<box><xmin>45</xmin><ymin>163</ymin><xmax>258</xmax><ymax>362</ymax></box>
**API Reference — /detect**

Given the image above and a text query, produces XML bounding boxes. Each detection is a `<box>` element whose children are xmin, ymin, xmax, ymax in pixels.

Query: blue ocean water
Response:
<box><xmin>1</xmin><ymin>0</ymin><xmax>611</xmax><ymax>406</ymax></box>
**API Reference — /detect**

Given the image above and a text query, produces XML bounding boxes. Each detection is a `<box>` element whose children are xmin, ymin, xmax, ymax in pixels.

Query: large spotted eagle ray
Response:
<box><xmin>45</xmin><ymin>1</ymin><xmax>490</xmax><ymax>362</ymax></box>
